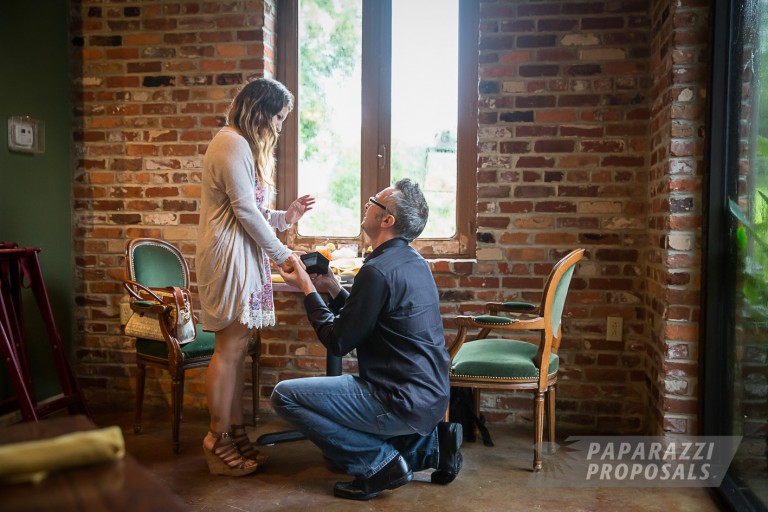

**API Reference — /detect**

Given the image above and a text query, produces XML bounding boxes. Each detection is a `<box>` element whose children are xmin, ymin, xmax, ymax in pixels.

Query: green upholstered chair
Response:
<box><xmin>447</xmin><ymin>248</ymin><xmax>585</xmax><ymax>471</ymax></box>
<box><xmin>123</xmin><ymin>238</ymin><xmax>261</xmax><ymax>453</ymax></box>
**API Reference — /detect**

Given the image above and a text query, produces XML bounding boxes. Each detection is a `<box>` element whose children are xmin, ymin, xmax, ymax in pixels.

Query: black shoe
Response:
<box><xmin>431</xmin><ymin>422</ymin><xmax>463</xmax><ymax>485</ymax></box>
<box><xmin>333</xmin><ymin>454</ymin><xmax>413</xmax><ymax>501</ymax></box>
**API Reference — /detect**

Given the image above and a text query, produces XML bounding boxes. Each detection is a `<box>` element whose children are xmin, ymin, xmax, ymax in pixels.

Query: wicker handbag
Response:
<box><xmin>123</xmin><ymin>280</ymin><xmax>197</xmax><ymax>345</ymax></box>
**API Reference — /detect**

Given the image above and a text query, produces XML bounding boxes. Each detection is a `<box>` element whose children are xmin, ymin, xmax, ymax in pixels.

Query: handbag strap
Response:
<box><xmin>172</xmin><ymin>287</ymin><xmax>191</xmax><ymax>318</ymax></box>
<box><xmin>123</xmin><ymin>279</ymin><xmax>169</xmax><ymax>304</ymax></box>
<box><xmin>124</xmin><ymin>280</ymin><xmax>195</xmax><ymax>332</ymax></box>
<box><xmin>171</xmin><ymin>286</ymin><xmax>197</xmax><ymax>343</ymax></box>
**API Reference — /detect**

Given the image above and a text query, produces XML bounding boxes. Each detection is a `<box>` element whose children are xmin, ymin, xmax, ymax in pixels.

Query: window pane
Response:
<box><xmin>391</xmin><ymin>0</ymin><xmax>459</xmax><ymax>238</ymax></box>
<box><xmin>297</xmin><ymin>0</ymin><xmax>362</xmax><ymax>238</ymax></box>
<box><xmin>728</xmin><ymin>0</ymin><xmax>768</xmax><ymax>506</ymax></box>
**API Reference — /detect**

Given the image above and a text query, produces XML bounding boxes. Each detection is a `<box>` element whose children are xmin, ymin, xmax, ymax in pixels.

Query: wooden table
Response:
<box><xmin>0</xmin><ymin>415</ymin><xmax>187</xmax><ymax>512</ymax></box>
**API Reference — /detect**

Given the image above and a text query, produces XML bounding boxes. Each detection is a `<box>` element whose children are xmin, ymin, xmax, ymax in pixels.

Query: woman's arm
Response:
<box><xmin>211</xmin><ymin>134</ymin><xmax>292</xmax><ymax>264</ymax></box>
<box><xmin>262</xmin><ymin>194</ymin><xmax>316</xmax><ymax>232</ymax></box>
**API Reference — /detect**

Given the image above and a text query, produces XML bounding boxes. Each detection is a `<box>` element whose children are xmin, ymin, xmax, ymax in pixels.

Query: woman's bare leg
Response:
<box><xmin>228</xmin><ymin>329</ymin><xmax>268</xmax><ymax>463</ymax></box>
<box><xmin>228</xmin><ymin>330</ymin><xmax>249</xmax><ymax>426</ymax></box>
<box><xmin>204</xmin><ymin>319</ymin><xmax>251</xmax><ymax>449</ymax></box>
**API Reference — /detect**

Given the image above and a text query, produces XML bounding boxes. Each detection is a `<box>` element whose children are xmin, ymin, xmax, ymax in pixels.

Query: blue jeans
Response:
<box><xmin>271</xmin><ymin>375</ymin><xmax>439</xmax><ymax>478</ymax></box>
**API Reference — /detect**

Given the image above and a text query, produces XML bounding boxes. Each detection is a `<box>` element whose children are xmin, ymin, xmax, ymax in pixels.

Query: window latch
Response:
<box><xmin>377</xmin><ymin>144</ymin><xmax>387</xmax><ymax>170</ymax></box>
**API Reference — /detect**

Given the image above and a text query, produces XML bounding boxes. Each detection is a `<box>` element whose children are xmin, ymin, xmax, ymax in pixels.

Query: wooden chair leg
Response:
<box><xmin>471</xmin><ymin>388</ymin><xmax>481</xmax><ymax>440</ymax></box>
<box><xmin>171</xmin><ymin>371</ymin><xmax>184</xmax><ymax>454</ymax></box>
<box><xmin>546</xmin><ymin>385</ymin><xmax>556</xmax><ymax>450</ymax></box>
<box><xmin>533</xmin><ymin>391</ymin><xmax>545</xmax><ymax>472</ymax></box>
<box><xmin>134</xmin><ymin>361</ymin><xmax>146</xmax><ymax>434</ymax></box>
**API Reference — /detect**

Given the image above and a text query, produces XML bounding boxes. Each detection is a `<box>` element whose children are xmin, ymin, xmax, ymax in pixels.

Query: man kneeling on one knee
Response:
<box><xmin>273</xmin><ymin>179</ymin><xmax>463</xmax><ymax>501</ymax></box>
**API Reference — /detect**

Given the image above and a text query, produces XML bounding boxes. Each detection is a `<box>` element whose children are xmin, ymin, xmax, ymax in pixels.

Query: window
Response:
<box><xmin>703</xmin><ymin>0</ymin><xmax>768</xmax><ymax>509</ymax></box>
<box><xmin>276</xmin><ymin>0</ymin><xmax>478</xmax><ymax>257</ymax></box>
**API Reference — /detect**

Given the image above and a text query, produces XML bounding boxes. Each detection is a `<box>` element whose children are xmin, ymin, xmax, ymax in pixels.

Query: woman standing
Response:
<box><xmin>196</xmin><ymin>78</ymin><xmax>313</xmax><ymax>476</ymax></box>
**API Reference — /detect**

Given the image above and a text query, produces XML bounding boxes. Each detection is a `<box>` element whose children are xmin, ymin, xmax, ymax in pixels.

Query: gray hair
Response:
<box><xmin>390</xmin><ymin>178</ymin><xmax>429</xmax><ymax>242</ymax></box>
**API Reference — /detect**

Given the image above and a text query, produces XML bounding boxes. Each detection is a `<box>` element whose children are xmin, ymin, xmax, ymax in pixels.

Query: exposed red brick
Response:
<box><xmin>70</xmin><ymin>0</ymin><xmax>707</xmax><ymax>438</ymax></box>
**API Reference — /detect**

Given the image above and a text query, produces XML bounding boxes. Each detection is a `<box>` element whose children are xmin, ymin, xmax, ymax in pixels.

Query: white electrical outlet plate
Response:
<box><xmin>606</xmin><ymin>316</ymin><xmax>623</xmax><ymax>341</ymax></box>
<box><xmin>8</xmin><ymin>116</ymin><xmax>45</xmax><ymax>153</ymax></box>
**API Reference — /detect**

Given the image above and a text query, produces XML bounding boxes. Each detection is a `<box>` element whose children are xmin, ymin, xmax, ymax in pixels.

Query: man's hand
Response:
<box><xmin>278</xmin><ymin>253</ymin><xmax>316</xmax><ymax>295</ymax></box>
<box><xmin>311</xmin><ymin>265</ymin><xmax>342</xmax><ymax>298</ymax></box>
<box><xmin>285</xmin><ymin>194</ymin><xmax>316</xmax><ymax>225</ymax></box>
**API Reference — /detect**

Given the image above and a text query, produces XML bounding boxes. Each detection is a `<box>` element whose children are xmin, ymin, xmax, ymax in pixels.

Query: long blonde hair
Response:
<box><xmin>227</xmin><ymin>78</ymin><xmax>294</xmax><ymax>185</ymax></box>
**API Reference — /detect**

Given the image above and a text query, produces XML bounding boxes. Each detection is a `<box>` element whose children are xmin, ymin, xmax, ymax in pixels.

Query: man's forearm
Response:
<box><xmin>323</xmin><ymin>279</ymin><xmax>342</xmax><ymax>299</ymax></box>
<box><xmin>313</xmin><ymin>276</ymin><xmax>342</xmax><ymax>299</ymax></box>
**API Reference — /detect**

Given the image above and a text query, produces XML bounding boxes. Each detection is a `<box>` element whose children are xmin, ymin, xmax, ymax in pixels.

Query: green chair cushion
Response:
<box><xmin>451</xmin><ymin>338</ymin><xmax>558</xmax><ymax>380</ymax></box>
<box><xmin>136</xmin><ymin>324</ymin><xmax>215</xmax><ymax>360</ymax></box>
<box><xmin>474</xmin><ymin>315</ymin><xmax>514</xmax><ymax>325</ymax></box>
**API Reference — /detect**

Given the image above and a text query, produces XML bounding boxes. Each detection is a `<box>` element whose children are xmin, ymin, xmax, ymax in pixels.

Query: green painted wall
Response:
<box><xmin>0</xmin><ymin>1</ymin><xmax>74</xmax><ymax>404</ymax></box>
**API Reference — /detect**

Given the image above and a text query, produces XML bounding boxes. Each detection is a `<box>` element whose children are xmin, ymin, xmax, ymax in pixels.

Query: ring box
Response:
<box><xmin>300</xmin><ymin>251</ymin><xmax>330</xmax><ymax>275</ymax></box>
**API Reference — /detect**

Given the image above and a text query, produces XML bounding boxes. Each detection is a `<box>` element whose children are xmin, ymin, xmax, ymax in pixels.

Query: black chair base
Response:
<box><xmin>257</xmin><ymin>430</ymin><xmax>306</xmax><ymax>445</ymax></box>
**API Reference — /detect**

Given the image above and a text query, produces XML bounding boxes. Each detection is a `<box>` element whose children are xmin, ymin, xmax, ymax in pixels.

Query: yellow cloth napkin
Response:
<box><xmin>0</xmin><ymin>425</ymin><xmax>125</xmax><ymax>484</ymax></box>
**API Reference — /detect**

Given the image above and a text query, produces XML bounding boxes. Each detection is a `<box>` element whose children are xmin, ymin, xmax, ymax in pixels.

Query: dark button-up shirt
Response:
<box><xmin>303</xmin><ymin>238</ymin><xmax>449</xmax><ymax>434</ymax></box>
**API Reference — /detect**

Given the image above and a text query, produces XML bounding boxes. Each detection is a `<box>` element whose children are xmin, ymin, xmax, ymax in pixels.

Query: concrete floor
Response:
<box><xmin>89</xmin><ymin>406</ymin><xmax>726</xmax><ymax>512</ymax></box>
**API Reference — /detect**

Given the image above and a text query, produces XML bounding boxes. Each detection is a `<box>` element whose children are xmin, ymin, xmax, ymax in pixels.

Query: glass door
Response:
<box><xmin>705</xmin><ymin>1</ymin><xmax>768</xmax><ymax>509</ymax></box>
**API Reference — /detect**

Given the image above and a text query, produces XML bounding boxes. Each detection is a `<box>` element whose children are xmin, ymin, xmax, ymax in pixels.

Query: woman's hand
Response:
<box><xmin>278</xmin><ymin>254</ymin><xmax>297</xmax><ymax>273</ymax></box>
<box><xmin>278</xmin><ymin>254</ymin><xmax>315</xmax><ymax>295</ymax></box>
<box><xmin>285</xmin><ymin>194</ymin><xmax>316</xmax><ymax>225</ymax></box>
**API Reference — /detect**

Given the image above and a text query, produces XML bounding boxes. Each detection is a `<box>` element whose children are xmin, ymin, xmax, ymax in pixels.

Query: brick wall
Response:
<box><xmin>70</xmin><ymin>0</ymin><xmax>279</xmax><ymax>412</ymax></box>
<box><xmin>473</xmin><ymin>0</ymin><xmax>653</xmax><ymax>434</ymax></box>
<box><xmin>645</xmin><ymin>0</ymin><xmax>709</xmax><ymax>436</ymax></box>
<box><xmin>70</xmin><ymin>0</ymin><xmax>708</xmax><ymax>437</ymax></box>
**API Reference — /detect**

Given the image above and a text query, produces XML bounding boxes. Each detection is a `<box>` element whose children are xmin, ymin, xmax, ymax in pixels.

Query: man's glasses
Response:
<box><xmin>368</xmin><ymin>196</ymin><xmax>394</xmax><ymax>216</ymax></box>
